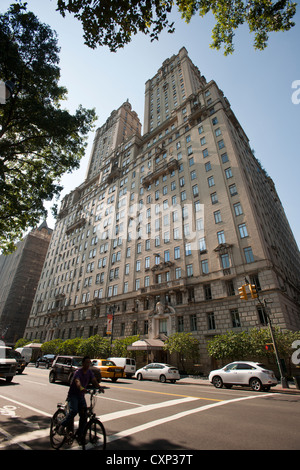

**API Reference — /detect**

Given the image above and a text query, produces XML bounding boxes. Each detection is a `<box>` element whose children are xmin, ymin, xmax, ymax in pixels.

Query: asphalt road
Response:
<box><xmin>0</xmin><ymin>366</ymin><xmax>299</xmax><ymax>453</ymax></box>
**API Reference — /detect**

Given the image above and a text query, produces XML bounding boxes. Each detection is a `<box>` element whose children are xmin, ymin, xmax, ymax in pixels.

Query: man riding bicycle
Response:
<box><xmin>58</xmin><ymin>356</ymin><xmax>104</xmax><ymax>442</ymax></box>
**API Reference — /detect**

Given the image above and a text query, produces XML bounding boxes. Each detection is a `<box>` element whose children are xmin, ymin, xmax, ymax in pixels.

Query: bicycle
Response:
<box><xmin>50</xmin><ymin>388</ymin><xmax>106</xmax><ymax>450</ymax></box>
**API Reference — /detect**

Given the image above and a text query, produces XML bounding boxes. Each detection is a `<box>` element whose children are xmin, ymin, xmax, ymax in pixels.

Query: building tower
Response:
<box><xmin>0</xmin><ymin>222</ymin><xmax>52</xmax><ymax>344</ymax></box>
<box><xmin>24</xmin><ymin>48</ymin><xmax>300</xmax><ymax>372</ymax></box>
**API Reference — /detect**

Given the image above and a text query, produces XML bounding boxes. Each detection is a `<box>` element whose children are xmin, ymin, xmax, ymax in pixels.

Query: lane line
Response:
<box><xmin>0</xmin><ymin>394</ymin><xmax>52</xmax><ymax>417</ymax></box>
<box><xmin>100</xmin><ymin>396</ymin><xmax>200</xmax><ymax>422</ymax></box>
<box><xmin>106</xmin><ymin>384</ymin><xmax>223</xmax><ymax>402</ymax></box>
<box><xmin>107</xmin><ymin>393</ymin><xmax>276</xmax><ymax>444</ymax></box>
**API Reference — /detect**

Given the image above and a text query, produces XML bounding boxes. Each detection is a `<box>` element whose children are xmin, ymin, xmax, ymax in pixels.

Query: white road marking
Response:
<box><xmin>107</xmin><ymin>393</ymin><xmax>275</xmax><ymax>443</ymax></box>
<box><xmin>0</xmin><ymin>394</ymin><xmax>52</xmax><ymax>417</ymax></box>
<box><xmin>0</xmin><ymin>392</ymin><xmax>276</xmax><ymax>448</ymax></box>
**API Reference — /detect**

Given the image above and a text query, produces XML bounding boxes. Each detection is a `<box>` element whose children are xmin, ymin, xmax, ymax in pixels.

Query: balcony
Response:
<box><xmin>142</xmin><ymin>158</ymin><xmax>179</xmax><ymax>187</ymax></box>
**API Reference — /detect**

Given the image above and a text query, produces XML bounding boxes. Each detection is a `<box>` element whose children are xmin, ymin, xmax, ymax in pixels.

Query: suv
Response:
<box><xmin>49</xmin><ymin>356</ymin><xmax>101</xmax><ymax>385</ymax></box>
<box><xmin>209</xmin><ymin>361</ymin><xmax>278</xmax><ymax>391</ymax></box>
<box><xmin>36</xmin><ymin>354</ymin><xmax>56</xmax><ymax>369</ymax></box>
<box><xmin>0</xmin><ymin>346</ymin><xmax>17</xmax><ymax>383</ymax></box>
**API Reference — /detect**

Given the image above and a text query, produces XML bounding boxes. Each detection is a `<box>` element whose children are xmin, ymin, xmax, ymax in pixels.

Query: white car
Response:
<box><xmin>208</xmin><ymin>361</ymin><xmax>278</xmax><ymax>391</ymax></box>
<box><xmin>135</xmin><ymin>363</ymin><xmax>180</xmax><ymax>383</ymax></box>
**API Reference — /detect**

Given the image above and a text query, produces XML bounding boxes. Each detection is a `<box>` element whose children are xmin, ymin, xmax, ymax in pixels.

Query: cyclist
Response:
<box><xmin>58</xmin><ymin>356</ymin><xmax>103</xmax><ymax>442</ymax></box>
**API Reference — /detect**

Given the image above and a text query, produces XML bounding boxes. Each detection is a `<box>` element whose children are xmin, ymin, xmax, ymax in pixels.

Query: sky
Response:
<box><xmin>1</xmin><ymin>0</ymin><xmax>300</xmax><ymax>247</ymax></box>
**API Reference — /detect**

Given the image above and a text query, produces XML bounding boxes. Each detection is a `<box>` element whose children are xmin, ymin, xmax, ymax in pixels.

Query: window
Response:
<box><xmin>208</xmin><ymin>176</ymin><xmax>215</xmax><ymax>187</ymax></box>
<box><xmin>211</xmin><ymin>192</ymin><xmax>218</xmax><ymax>204</ymax></box>
<box><xmin>244</xmin><ymin>247</ymin><xmax>254</xmax><ymax>263</ymax></box>
<box><xmin>124</xmin><ymin>281</ymin><xmax>128</xmax><ymax>293</ymax></box>
<box><xmin>214</xmin><ymin>210</ymin><xmax>222</xmax><ymax>224</ymax></box>
<box><xmin>177</xmin><ymin>316</ymin><xmax>184</xmax><ymax>332</ymax></box>
<box><xmin>257</xmin><ymin>305</ymin><xmax>268</xmax><ymax>325</ymax></box>
<box><xmin>207</xmin><ymin>312</ymin><xmax>216</xmax><ymax>330</ymax></box>
<box><xmin>233</xmin><ymin>202</ymin><xmax>243</xmax><ymax>216</ymax></box>
<box><xmin>218</xmin><ymin>140</ymin><xmax>225</xmax><ymax>149</ymax></box>
<box><xmin>192</xmin><ymin>184</ymin><xmax>199</xmax><ymax>197</ymax></box>
<box><xmin>186</xmin><ymin>264</ymin><xmax>193</xmax><ymax>277</ymax></box>
<box><xmin>190</xmin><ymin>314</ymin><xmax>197</xmax><ymax>331</ymax></box>
<box><xmin>201</xmin><ymin>259</ymin><xmax>209</xmax><ymax>274</ymax></box>
<box><xmin>204</xmin><ymin>284</ymin><xmax>212</xmax><ymax>300</ymax></box>
<box><xmin>221</xmin><ymin>152</ymin><xmax>228</xmax><ymax>163</ymax></box>
<box><xmin>221</xmin><ymin>253</ymin><xmax>230</xmax><ymax>269</ymax></box>
<box><xmin>174</xmin><ymin>246</ymin><xmax>180</xmax><ymax>259</ymax></box>
<box><xmin>238</xmin><ymin>223</ymin><xmax>248</xmax><ymax>238</ymax></box>
<box><xmin>205</xmin><ymin>161</ymin><xmax>211</xmax><ymax>172</ymax></box>
<box><xmin>217</xmin><ymin>230</ymin><xmax>225</xmax><ymax>244</ymax></box>
<box><xmin>229</xmin><ymin>184</ymin><xmax>238</xmax><ymax>196</ymax></box>
<box><xmin>231</xmin><ymin>309</ymin><xmax>241</xmax><ymax>328</ymax></box>
<box><xmin>225</xmin><ymin>167</ymin><xmax>233</xmax><ymax>179</ymax></box>
<box><xmin>202</xmin><ymin>148</ymin><xmax>209</xmax><ymax>158</ymax></box>
<box><xmin>175</xmin><ymin>267</ymin><xmax>181</xmax><ymax>279</ymax></box>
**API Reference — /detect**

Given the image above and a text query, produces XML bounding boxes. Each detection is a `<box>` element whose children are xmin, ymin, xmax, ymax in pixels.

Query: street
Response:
<box><xmin>0</xmin><ymin>366</ymin><xmax>299</xmax><ymax>453</ymax></box>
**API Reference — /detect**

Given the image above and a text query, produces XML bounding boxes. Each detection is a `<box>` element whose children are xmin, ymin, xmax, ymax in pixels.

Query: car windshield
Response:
<box><xmin>72</xmin><ymin>358</ymin><xmax>83</xmax><ymax>366</ymax></box>
<box><xmin>101</xmin><ymin>361</ymin><xmax>115</xmax><ymax>366</ymax></box>
<box><xmin>0</xmin><ymin>348</ymin><xmax>16</xmax><ymax>359</ymax></box>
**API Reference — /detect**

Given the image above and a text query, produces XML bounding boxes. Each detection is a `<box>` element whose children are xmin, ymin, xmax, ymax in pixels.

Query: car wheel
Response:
<box><xmin>250</xmin><ymin>377</ymin><xmax>263</xmax><ymax>391</ymax></box>
<box><xmin>159</xmin><ymin>375</ymin><xmax>166</xmax><ymax>383</ymax></box>
<box><xmin>137</xmin><ymin>373</ymin><xmax>143</xmax><ymax>381</ymax></box>
<box><xmin>212</xmin><ymin>376</ymin><xmax>223</xmax><ymax>388</ymax></box>
<box><xmin>111</xmin><ymin>378</ymin><xmax>118</xmax><ymax>382</ymax></box>
<box><xmin>49</xmin><ymin>371</ymin><xmax>56</xmax><ymax>383</ymax></box>
<box><xmin>35</xmin><ymin>363</ymin><xmax>39</xmax><ymax>368</ymax></box>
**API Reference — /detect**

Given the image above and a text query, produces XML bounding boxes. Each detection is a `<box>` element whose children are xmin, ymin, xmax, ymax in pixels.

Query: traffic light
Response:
<box><xmin>238</xmin><ymin>285</ymin><xmax>248</xmax><ymax>300</ymax></box>
<box><xmin>249</xmin><ymin>284</ymin><xmax>258</xmax><ymax>299</ymax></box>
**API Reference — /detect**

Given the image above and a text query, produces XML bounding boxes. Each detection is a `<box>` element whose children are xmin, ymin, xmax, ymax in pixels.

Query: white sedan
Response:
<box><xmin>209</xmin><ymin>361</ymin><xmax>278</xmax><ymax>391</ymax></box>
<box><xmin>135</xmin><ymin>363</ymin><xmax>180</xmax><ymax>383</ymax></box>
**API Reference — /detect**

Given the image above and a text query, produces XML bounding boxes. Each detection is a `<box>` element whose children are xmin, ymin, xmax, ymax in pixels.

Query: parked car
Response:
<box><xmin>91</xmin><ymin>359</ymin><xmax>124</xmax><ymax>382</ymax></box>
<box><xmin>108</xmin><ymin>357</ymin><xmax>136</xmax><ymax>377</ymax></box>
<box><xmin>0</xmin><ymin>346</ymin><xmax>17</xmax><ymax>383</ymax></box>
<box><xmin>208</xmin><ymin>361</ymin><xmax>278</xmax><ymax>391</ymax></box>
<box><xmin>35</xmin><ymin>354</ymin><xmax>56</xmax><ymax>369</ymax></box>
<box><xmin>10</xmin><ymin>349</ymin><xmax>26</xmax><ymax>374</ymax></box>
<box><xmin>135</xmin><ymin>363</ymin><xmax>180</xmax><ymax>383</ymax></box>
<box><xmin>49</xmin><ymin>355</ymin><xmax>101</xmax><ymax>385</ymax></box>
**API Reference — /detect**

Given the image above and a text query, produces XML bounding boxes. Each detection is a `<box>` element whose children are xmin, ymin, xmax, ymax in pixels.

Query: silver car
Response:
<box><xmin>135</xmin><ymin>363</ymin><xmax>180</xmax><ymax>383</ymax></box>
<box><xmin>209</xmin><ymin>361</ymin><xmax>278</xmax><ymax>391</ymax></box>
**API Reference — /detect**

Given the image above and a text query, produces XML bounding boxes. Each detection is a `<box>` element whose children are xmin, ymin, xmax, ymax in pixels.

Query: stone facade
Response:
<box><xmin>0</xmin><ymin>222</ymin><xmax>52</xmax><ymax>344</ymax></box>
<box><xmin>24</xmin><ymin>48</ymin><xmax>300</xmax><ymax>372</ymax></box>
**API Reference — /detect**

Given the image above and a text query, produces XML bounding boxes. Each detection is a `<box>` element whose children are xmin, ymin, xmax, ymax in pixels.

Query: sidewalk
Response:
<box><xmin>178</xmin><ymin>376</ymin><xmax>300</xmax><ymax>394</ymax></box>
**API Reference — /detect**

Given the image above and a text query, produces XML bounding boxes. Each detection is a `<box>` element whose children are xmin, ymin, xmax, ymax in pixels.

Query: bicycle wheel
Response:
<box><xmin>82</xmin><ymin>418</ymin><xmax>106</xmax><ymax>450</ymax></box>
<box><xmin>50</xmin><ymin>409</ymin><xmax>67</xmax><ymax>450</ymax></box>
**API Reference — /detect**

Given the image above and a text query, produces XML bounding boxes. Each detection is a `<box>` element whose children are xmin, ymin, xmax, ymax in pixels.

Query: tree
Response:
<box><xmin>0</xmin><ymin>4</ymin><xmax>97</xmax><ymax>253</ymax></box>
<box><xmin>164</xmin><ymin>332</ymin><xmax>199</xmax><ymax>371</ymax></box>
<box><xmin>77</xmin><ymin>335</ymin><xmax>111</xmax><ymax>358</ymax></box>
<box><xmin>55</xmin><ymin>0</ymin><xmax>297</xmax><ymax>54</ymax></box>
<box><xmin>111</xmin><ymin>335</ymin><xmax>140</xmax><ymax>357</ymax></box>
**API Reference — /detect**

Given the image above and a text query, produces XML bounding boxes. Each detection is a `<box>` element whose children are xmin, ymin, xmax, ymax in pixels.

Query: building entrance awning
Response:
<box><xmin>127</xmin><ymin>339</ymin><xmax>165</xmax><ymax>351</ymax></box>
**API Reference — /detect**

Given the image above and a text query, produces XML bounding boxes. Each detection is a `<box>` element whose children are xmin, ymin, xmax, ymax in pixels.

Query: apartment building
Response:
<box><xmin>0</xmin><ymin>222</ymin><xmax>52</xmax><ymax>344</ymax></box>
<box><xmin>24</xmin><ymin>48</ymin><xmax>300</xmax><ymax>371</ymax></box>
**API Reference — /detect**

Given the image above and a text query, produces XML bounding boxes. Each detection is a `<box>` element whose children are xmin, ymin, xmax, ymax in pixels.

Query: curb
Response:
<box><xmin>178</xmin><ymin>377</ymin><xmax>300</xmax><ymax>395</ymax></box>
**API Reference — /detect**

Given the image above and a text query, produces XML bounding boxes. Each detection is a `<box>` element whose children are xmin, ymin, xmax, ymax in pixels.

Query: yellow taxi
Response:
<box><xmin>91</xmin><ymin>359</ymin><xmax>124</xmax><ymax>382</ymax></box>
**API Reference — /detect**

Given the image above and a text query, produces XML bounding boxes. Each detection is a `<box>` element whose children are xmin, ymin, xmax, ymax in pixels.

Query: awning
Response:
<box><xmin>127</xmin><ymin>339</ymin><xmax>165</xmax><ymax>351</ymax></box>
<box><xmin>24</xmin><ymin>343</ymin><xmax>43</xmax><ymax>348</ymax></box>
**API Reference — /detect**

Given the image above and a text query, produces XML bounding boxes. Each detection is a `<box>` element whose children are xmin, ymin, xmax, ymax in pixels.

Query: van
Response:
<box><xmin>15</xmin><ymin>347</ymin><xmax>32</xmax><ymax>364</ymax></box>
<box><xmin>0</xmin><ymin>346</ymin><xmax>17</xmax><ymax>383</ymax></box>
<box><xmin>108</xmin><ymin>357</ymin><xmax>136</xmax><ymax>378</ymax></box>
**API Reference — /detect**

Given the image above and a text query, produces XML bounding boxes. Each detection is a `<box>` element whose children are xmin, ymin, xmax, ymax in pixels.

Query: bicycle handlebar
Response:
<box><xmin>86</xmin><ymin>387</ymin><xmax>104</xmax><ymax>395</ymax></box>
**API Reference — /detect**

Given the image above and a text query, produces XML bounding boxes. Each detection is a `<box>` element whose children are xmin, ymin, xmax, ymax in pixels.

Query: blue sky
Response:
<box><xmin>1</xmin><ymin>0</ymin><xmax>300</xmax><ymax>247</ymax></box>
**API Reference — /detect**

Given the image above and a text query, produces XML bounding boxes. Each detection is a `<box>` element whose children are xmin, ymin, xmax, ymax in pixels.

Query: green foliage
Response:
<box><xmin>41</xmin><ymin>339</ymin><xmax>64</xmax><ymax>355</ymax></box>
<box><xmin>14</xmin><ymin>337</ymin><xmax>30</xmax><ymax>349</ymax></box>
<box><xmin>77</xmin><ymin>335</ymin><xmax>111</xmax><ymax>358</ymax></box>
<box><xmin>0</xmin><ymin>4</ymin><xmax>97</xmax><ymax>253</ymax></box>
<box><xmin>207</xmin><ymin>328</ymin><xmax>300</xmax><ymax>361</ymax></box>
<box><xmin>164</xmin><ymin>332</ymin><xmax>199</xmax><ymax>370</ymax></box>
<box><xmin>111</xmin><ymin>335</ymin><xmax>140</xmax><ymax>357</ymax></box>
<box><xmin>54</xmin><ymin>0</ymin><xmax>297</xmax><ymax>54</ymax></box>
